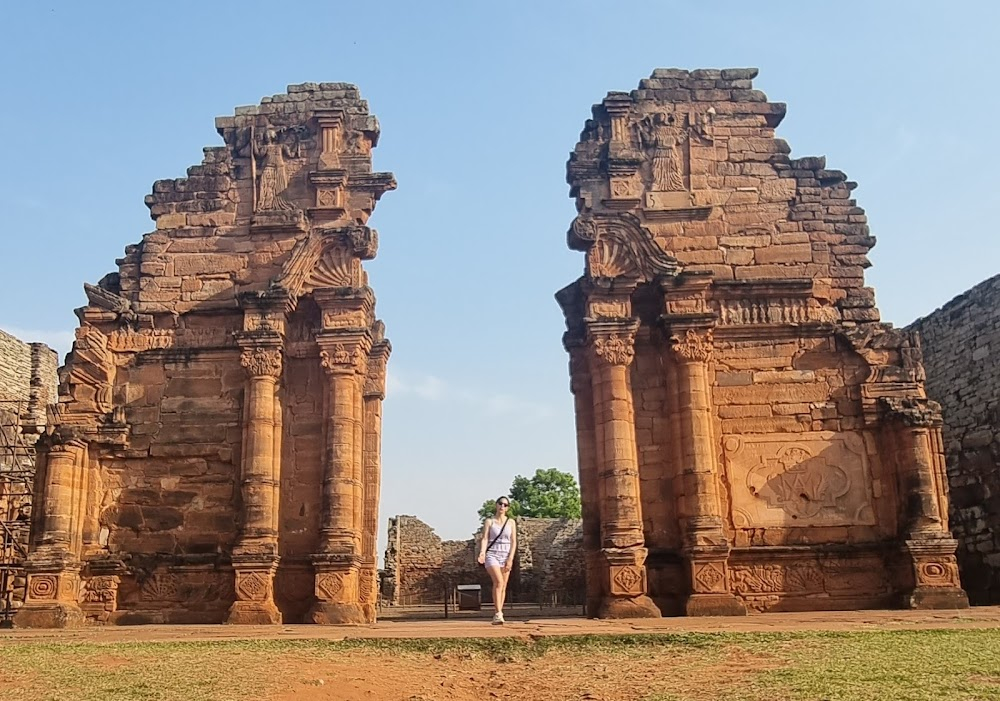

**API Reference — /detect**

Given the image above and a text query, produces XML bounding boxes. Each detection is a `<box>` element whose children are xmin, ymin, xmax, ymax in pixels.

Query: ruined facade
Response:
<box><xmin>557</xmin><ymin>68</ymin><xmax>968</xmax><ymax>616</ymax></box>
<box><xmin>382</xmin><ymin>516</ymin><xmax>585</xmax><ymax>607</ymax></box>
<box><xmin>15</xmin><ymin>84</ymin><xmax>394</xmax><ymax>627</ymax></box>
<box><xmin>908</xmin><ymin>274</ymin><xmax>1000</xmax><ymax>604</ymax></box>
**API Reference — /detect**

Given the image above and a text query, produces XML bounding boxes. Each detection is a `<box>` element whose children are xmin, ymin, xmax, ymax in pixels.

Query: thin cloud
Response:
<box><xmin>387</xmin><ymin>369</ymin><xmax>554</xmax><ymax>420</ymax></box>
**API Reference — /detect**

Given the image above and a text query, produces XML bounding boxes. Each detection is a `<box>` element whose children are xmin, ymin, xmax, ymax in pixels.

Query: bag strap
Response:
<box><xmin>484</xmin><ymin>518</ymin><xmax>509</xmax><ymax>554</ymax></box>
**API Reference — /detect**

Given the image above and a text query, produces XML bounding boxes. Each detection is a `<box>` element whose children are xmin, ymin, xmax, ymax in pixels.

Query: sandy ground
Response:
<box><xmin>3</xmin><ymin>605</ymin><xmax>1000</xmax><ymax>644</ymax></box>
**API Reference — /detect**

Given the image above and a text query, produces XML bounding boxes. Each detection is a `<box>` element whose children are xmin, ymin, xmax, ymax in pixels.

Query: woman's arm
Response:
<box><xmin>477</xmin><ymin>518</ymin><xmax>491</xmax><ymax>564</ymax></box>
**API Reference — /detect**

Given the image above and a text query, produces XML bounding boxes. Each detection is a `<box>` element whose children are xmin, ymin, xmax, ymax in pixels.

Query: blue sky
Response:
<box><xmin>1</xmin><ymin>2</ymin><xmax>998</xmax><ymax>546</ymax></box>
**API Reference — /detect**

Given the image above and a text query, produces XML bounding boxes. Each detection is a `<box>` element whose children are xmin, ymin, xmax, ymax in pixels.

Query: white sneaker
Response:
<box><xmin>491</xmin><ymin>612</ymin><xmax>504</xmax><ymax>625</ymax></box>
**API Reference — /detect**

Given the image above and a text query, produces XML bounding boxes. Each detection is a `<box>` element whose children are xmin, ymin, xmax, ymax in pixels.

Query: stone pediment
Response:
<box><xmin>569</xmin><ymin>212</ymin><xmax>680</xmax><ymax>283</ymax></box>
<box><xmin>276</xmin><ymin>226</ymin><xmax>378</xmax><ymax>297</ymax></box>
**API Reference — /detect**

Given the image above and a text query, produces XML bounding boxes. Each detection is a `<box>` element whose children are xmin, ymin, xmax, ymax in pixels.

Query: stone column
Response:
<box><xmin>308</xmin><ymin>330</ymin><xmax>370</xmax><ymax>624</ymax></box>
<box><xmin>567</xmin><ymin>342</ymin><xmax>603</xmax><ymax>616</ymax></box>
<box><xmin>668</xmin><ymin>327</ymin><xmax>746</xmax><ymax>616</ymax></box>
<box><xmin>886</xmin><ymin>400</ymin><xmax>969</xmax><ymax>609</ymax></box>
<box><xmin>227</xmin><ymin>341</ymin><xmax>283</xmax><ymax>624</ymax></box>
<box><xmin>359</xmin><ymin>338</ymin><xmax>390</xmax><ymax>622</ymax></box>
<box><xmin>14</xmin><ymin>432</ymin><xmax>87</xmax><ymax>628</ymax></box>
<box><xmin>586</xmin><ymin>319</ymin><xmax>660</xmax><ymax>618</ymax></box>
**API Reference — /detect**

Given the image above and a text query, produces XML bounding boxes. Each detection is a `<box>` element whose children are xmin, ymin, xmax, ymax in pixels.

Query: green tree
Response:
<box><xmin>478</xmin><ymin>468</ymin><xmax>582</xmax><ymax>520</ymax></box>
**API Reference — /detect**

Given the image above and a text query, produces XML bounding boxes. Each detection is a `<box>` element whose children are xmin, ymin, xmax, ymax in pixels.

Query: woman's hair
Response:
<box><xmin>495</xmin><ymin>496</ymin><xmax>510</xmax><ymax>505</ymax></box>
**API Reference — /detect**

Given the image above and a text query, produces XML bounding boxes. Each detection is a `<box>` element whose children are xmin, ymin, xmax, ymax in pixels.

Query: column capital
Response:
<box><xmin>586</xmin><ymin>318</ymin><xmax>640</xmax><ymax>367</ymax></box>
<box><xmin>240</xmin><ymin>346</ymin><xmax>283</xmax><ymax>379</ymax></box>
<box><xmin>879</xmin><ymin>397</ymin><xmax>942</xmax><ymax>428</ymax></box>
<box><xmin>363</xmin><ymin>339</ymin><xmax>391</xmax><ymax>399</ymax></box>
<box><xmin>318</xmin><ymin>330</ymin><xmax>372</xmax><ymax>375</ymax></box>
<box><xmin>669</xmin><ymin>328</ymin><xmax>714</xmax><ymax>363</ymax></box>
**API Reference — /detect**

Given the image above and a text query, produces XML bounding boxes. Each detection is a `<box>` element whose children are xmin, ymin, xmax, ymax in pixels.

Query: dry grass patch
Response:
<box><xmin>0</xmin><ymin>630</ymin><xmax>998</xmax><ymax>700</ymax></box>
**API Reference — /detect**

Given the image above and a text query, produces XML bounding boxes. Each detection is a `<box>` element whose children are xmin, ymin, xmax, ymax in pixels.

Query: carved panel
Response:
<box><xmin>729</xmin><ymin>563</ymin><xmax>824</xmax><ymax>595</ymax></box>
<box><xmin>609</xmin><ymin>565</ymin><xmax>644</xmax><ymax>596</ymax></box>
<box><xmin>27</xmin><ymin>574</ymin><xmax>57</xmax><ymax>601</ymax></box>
<box><xmin>80</xmin><ymin>575</ymin><xmax>119</xmax><ymax>604</ymax></box>
<box><xmin>315</xmin><ymin>572</ymin><xmax>345</xmax><ymax>601</ymax></box>
<box><xmin>723</xmin><ymin>432</ymin><xmax>876</xmax><ymax>528</ymax></box>
<box><xmin>693</xmin><ymin>562</ymin><xmax>726</xmax><ymax>593</ymax></box>
<box><xmin>235</xmin><ymin>571</ymin><xmax>270</xmax><ymax>602</ymax></box>
<box><xmin>719</xmin><ymin>298</ymin><xmax>809</xmax><ymax>326</ymax></box>
<box><xmin>916</xmin><ymin>559</ymin><xmax>961</xmax><ymax>588</ymax></box>
<box><xmin>140</xmin><ymin>573</ymin><xmax>180</xmax><ymax>602</ymax></box>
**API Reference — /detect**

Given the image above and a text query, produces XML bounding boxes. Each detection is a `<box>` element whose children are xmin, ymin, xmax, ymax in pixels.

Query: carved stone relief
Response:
<box><xmin>723</xmin><ymin>432</ymin><xmax>876</xmax><ymax>528</ymax></box>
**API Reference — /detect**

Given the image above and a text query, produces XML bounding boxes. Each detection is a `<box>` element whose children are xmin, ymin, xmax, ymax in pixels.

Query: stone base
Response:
<box><xmin>595</xmin><ymin>594</ymin><xmax>661</xmax><ymax>619</ymax></box>
<box><xmin>225</xmin><ymin>600</ymin><xmax>282</xmax><ymax>625</ymax></box>
<box><xmin>685</xmin><ymin>593</ymin><xmax>747</xmax><ymax>617</ymax></box>
<box><xmin>907</xmin><ymin>587</ymin><xmax>970</xmax><ymax>610</ymax></box>
<box><xmin>13</xmin><ymin>602</ymin><xmax>86</xmax><ymax>629</ymax></box>
<box><xmin>307</xmin><ymin>601</ymin><xmax>366</xmax><ymax>625</ymax></box>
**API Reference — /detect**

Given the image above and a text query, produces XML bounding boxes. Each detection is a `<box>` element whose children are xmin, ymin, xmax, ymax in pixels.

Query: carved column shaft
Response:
<box><xmin>593</xmin><ymin>359</ymin><xmax>644</xmax><ymax>547</ymax></box>
<box><xmin>228</xmin><ymin>344</ymin><xmax>283</xmax><ymax>625</ymax></box>
<box><xmin>673</xmin><ymin>352</ymin><xmax>723</xmax><ymax>524</ymax></box>
<box><xmin>569</xmin><ymin>346</ymin><xmax>603</xmax><ymax>613</ymax></box>
<box><xmin>38</xmin><ymin>440</ymin><xmax>87</xmax><ymax>549</ymax></box>
<box><xmin>898</xmin><ymin>425</ymin><xmax>944</xmax><ymax>535</ymax></box>
<box><xmin>667</xmin><ymin>327</ymin><xmax>745</xmax><ymax>616</ymax></box>
<box><xmin>238</xmin><ymin>349</ymin><xmax>282</xmax><ymax>542</ymax></box>
<box><xmin>586</xmin><ymin>320</ymin><xmax>659</xmax><ymax>618</ymax></box>
<box><xmin>320</xmin><ymin>361</ymin><xmax>364</xmax><ymax>552</ymax></box>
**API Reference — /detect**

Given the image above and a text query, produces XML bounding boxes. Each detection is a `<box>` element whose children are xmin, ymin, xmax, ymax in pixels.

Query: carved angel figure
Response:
<box><xmin>638</xmin><ymin>113</ymin><xmax>686</xmax><ymax>191</ymax></box>
<box><xmin>253</xmin><ymin>128</ymin><xmax>297</xmax><ymax>211</ymax></box>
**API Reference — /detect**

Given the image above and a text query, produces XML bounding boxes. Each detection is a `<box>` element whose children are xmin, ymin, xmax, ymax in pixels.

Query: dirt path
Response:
<box><xmin>3</xmin><ymin>606</ymin><xmax>999</xmax><ymax>645</ymax></box>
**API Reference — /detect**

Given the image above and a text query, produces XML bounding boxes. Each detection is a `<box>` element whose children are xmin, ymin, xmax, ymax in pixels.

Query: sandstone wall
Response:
<box><xmin>382</xmin><ymin>516</ymin><xmax>585</xmax><ymax>606</ymax></box>
<box><xmin>908</xmin><ymin>274</ymin><xmax>1000</xmax><ymax>604</ymax></box>
<box><xmin>0</xmin><ymin>329</ymin><xmax>57</xmax><ymax>427</ymax></box>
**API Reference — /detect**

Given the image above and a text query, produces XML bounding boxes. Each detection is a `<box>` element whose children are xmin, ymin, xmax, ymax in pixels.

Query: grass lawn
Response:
<box><xmin>1</xmin><ymin>629</ymin><xmax>999</xmax><ymax>700</ymax></box>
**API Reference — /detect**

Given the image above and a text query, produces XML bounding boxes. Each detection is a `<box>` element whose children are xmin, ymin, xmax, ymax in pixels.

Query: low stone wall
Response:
<box><xmin>908</xmin><ymin>273</ymin><xmax>1000</xmax><ymax>604</ymax></box>
<box><xmin>382</xmin><ymin>515</ymin><xmax>585</xmax><ymax>606</ymax></box>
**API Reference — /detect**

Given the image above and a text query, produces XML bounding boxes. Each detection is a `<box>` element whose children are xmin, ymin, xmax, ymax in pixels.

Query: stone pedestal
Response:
<box><xmin>227</xmin><ymin>555</ymin><xmax>281</xmax><ymax>625</ymax></box>
<box><xmin>15</xmin><ymin>556</ymin><xmax>85</xmax><ymax>628</ymax></box>
<box><xmin>14</xmin><ymin>437</ymin><xmax>87</xmax><ymax>628</ymax></box>
<box><xmin>309</xmin><ymin>556</ymin><xmax>365</xmax><ymax>625</ymax></box>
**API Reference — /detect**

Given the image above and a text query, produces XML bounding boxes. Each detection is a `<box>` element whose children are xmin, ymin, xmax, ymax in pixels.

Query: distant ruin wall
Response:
<box><xmin>0</xmin><ymin>328</ymin><xmax>58</xmax><ymax>431</ymax></box>
<box><xmin>908</xmin><ymin>273</ymin><xmax>1000</xmax><ymax>604</ymax></box>
<box><xmin>382</xmin><ymin>516</ymin><xmax>585</xmax><ymax>606</ymax></box>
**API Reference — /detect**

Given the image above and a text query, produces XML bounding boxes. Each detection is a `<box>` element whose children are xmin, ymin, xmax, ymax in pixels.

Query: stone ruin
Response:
<box><xmin>908</xmin><ymin>274</ymin><xmax>1000</xmax><ymax>604</ymax></box>
<box><xmin>15</xmin><ymin>83</ymin><xmax>395</xmax><ymax>627</ymax></box>
<box><xmin>557</xmin><ymin>68</ymin><xmax>969</xmax><ymax>616</ymax></box>
<box><xmin>12</xmin><ymin>68</ymin><xmax>979</xmax><ymax>627</ymax></box>
<box><xmin>381</xmin><ymin>515</ymin><xmax>584</xmax><ymax>607</ymax></box>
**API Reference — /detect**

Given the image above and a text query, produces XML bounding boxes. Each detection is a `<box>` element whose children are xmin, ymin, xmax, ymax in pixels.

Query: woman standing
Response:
<box><xmin>477</xmin><ymin>497</ymin><xmax>517</xmax><ymax>625</ymax></box>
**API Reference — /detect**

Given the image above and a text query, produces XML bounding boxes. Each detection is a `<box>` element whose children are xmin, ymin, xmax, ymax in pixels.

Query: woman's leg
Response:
<box><xmin>497</xmin><ymin>563</ymin><xmax>511</xmax><ymax>613</ymax></box>
<box><xmin>485</xmin><ymin>564</ymin><xmax>503</xmax><ymax>614</ymax></box>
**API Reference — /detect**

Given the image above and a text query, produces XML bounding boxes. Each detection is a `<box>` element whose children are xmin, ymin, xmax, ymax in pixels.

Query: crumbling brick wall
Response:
<box><xmin>382</xmin><ymin>515</ymin><xmax>584</xmax><ymax>606</ymax></box>
<box><xmin>908</xmin><ymin>274</ymin><xmax>1000</xmax><ymax>604</ymax></box>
